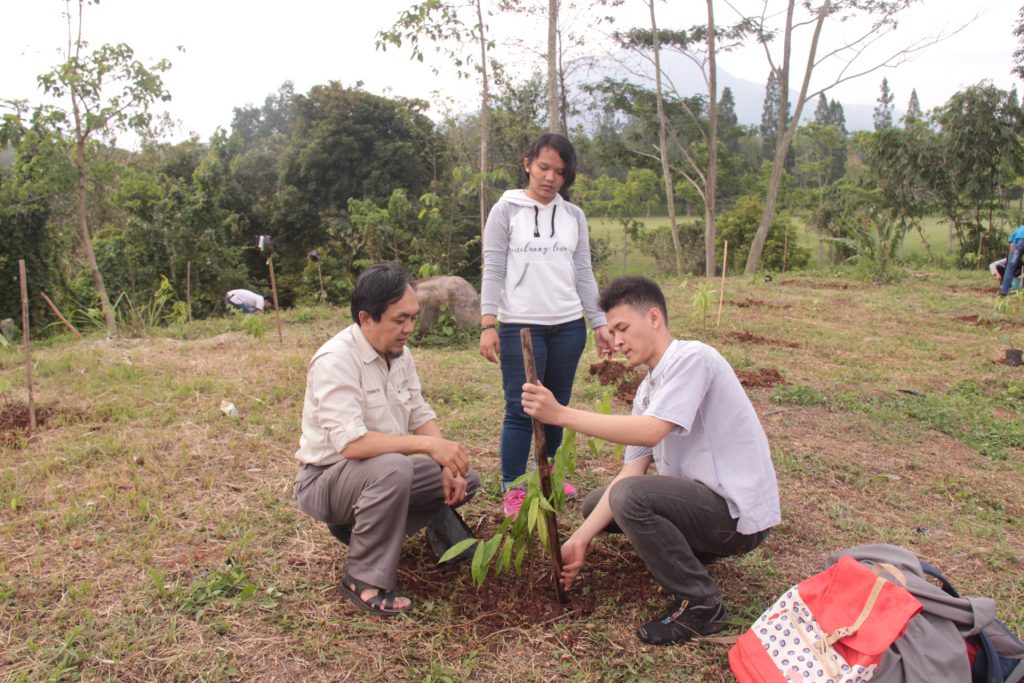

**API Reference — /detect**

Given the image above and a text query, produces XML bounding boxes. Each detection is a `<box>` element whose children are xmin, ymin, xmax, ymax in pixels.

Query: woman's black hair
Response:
<box><xmin>598</xmin><ymin>276</ymin><xmax>669</xmax><ymax>323</ymax></box>
<box><xmin>523</xmin><ymin>133</ymin><xmax>577</xmax><ymax>201</ymax></box>
<box><xmin>350</xmin><ymin>262</ymin><xmax>414</xmax><ymax>323</ymax></box>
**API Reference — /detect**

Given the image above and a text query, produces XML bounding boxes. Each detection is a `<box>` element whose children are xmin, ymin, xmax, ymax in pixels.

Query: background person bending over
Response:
<box><xmin>294</xmin><ymin>263</ymin><xmax>479</xmax><ymax>616</ymax></box>
<box><xmin>521</xmin><ymin>275</ymin><xmax>781</xmax><ymax>646</ymax></box>
<box><xmin>225</xmin><ymin>288</ymin><xmax>270</xmax><ymax>313</ymax></box>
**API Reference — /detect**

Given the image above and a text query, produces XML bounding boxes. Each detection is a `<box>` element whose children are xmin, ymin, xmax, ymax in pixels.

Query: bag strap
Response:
<box><xmin>825</xmin><ymin>573</ymin><xmax>889</xmax><ymax>645</ymax></box>
<box><xmin>824</xmin><ymin>563</ymin><xmax>905</xmax><ymax>644</ymax></box>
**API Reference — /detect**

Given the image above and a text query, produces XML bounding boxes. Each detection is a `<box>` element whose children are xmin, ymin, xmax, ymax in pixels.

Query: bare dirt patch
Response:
<box><xmin>726</xmin><ymin>330</ymin><xmax>799</xmax><ymax>348</ymax></box>
<box><xmin>735</xmin><ymin>367</ymin><xmax>785</xmax><ymax>388</ymax></box>
<box><xmin>949</xmin><ymin>285</ymin><xmax>999</xmax><ymax>295</ymax></box>
<box><xmin>951</xmin><ymin>314</ymin><xmax>997</xmax><ymax>327</ymax></box>
<box><xmin>732</xmin><ymin>298</ymin><xmax>793</xmax><ymax>310</ymax></box>
<box><xmin>589</xmin><ymin>359</ymin><xmax>646</xmax><ymax>403</ymax></box>
<box><xmin>778</xmin><ymin>279</ymin><xmax>853</xmax><ymax>290</ymax></box>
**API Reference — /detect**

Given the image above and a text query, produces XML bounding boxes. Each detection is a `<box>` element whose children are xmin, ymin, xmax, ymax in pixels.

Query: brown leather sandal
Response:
<box><xmin>338</xmin><ymin>573</ymin><xmax>412</xmax><ymax>616</ymax></box>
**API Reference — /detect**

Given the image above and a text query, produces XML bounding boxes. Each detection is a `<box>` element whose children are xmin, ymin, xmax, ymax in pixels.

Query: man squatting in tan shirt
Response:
<box><xmin>294</xmin><ymin>263</ymin><xmax>479</xmax><ymax>616</ymax></box>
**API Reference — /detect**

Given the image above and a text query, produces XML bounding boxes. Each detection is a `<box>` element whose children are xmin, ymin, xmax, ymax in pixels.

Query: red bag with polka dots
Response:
<box><xmin>729</xmin><ymin>555</ymin><xmax>923</xmax><ymax>683</ymax></box>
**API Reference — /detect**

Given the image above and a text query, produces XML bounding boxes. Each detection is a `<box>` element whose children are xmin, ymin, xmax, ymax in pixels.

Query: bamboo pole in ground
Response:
<box><xmin>39</xmin><ymin>291</ymin><xmax>82</xmax><ymax>339</ymax></box>
<box><xmin>316</xmin><ymin>260</ymin><xmax>325</xmax><ymax>303</ymax></box>
<box><xmin>186</xmin><ymin>260</ymin><xmax>192</xmax><ymax>323</ymax></box>
<box><xmin>18</xmin><ymin>260</ymin><xmax>36</xmax><ymax>432</ymax></box>
<box><xmin>717</xmin><ymin>240</ymin><xmax>729</xmax><ymax>328</ymax></box>
<box><xmin>267</xmin><ymin>257</ymin><xmax>283</xmax><ymax>344</ymax></box>
<box><xmin>519</xmin><ymin>328</ymin><xmax>568</xmax><ymax>604</ymax></box>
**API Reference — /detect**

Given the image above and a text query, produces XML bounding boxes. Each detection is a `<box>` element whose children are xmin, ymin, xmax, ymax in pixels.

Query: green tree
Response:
<box><xmin>793</xmin><ymin>122</ymin><xmax>847</xmax><ymax>244</ymax></box>
<box><xmin>377</xmin><ymin>0</ymin><xmax>495</xmax><ymax>237</ymax></box>
<box><xmin>0</xmin><ymin>112</ymin><xmax>75</xmax><ymax>326</ymax></box>
<box><xmin>873</xmin><ymin>77</ymin><xmax>895</xmax><ymax>130</ymax></box>
<box><xmin>1014</xmin><ymin>5</ymin><xmax>1024</xmax><ymax>82</ymax></box>
<box><xmin>274</xmin><ymin>83</ymin><xmax>442</xmax><ymax>268</ymax></box>
<box><xmin>903</xmin><ymin>88</ymin><xmax>923</xmax><ymax>125</ymax></box>
<box><xmin>760</xmin><ymin>70</ymin><xmax>785</xmax><ymax>162</ymax></box>
<box><xmin>717</xmin><ymin>193</ymin><xmax>807</xmax><ymax>273</ymax></box>
<box><xmin>930</xmin><ymin>83</ymin><xmax>1024</xmax><ymax>265</ymax></box>
<box><xmin>36</xmin><ymin>0</ymin><xmax>173</xmax><ymax>334</ymax></box>
<box><xmin>609</xmin><ymin>168</ymin><xmax>661</xmax><ymax>274</ymax></box>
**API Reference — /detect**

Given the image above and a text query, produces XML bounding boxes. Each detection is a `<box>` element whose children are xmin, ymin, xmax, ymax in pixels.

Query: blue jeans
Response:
<box><xmin>1001</xmin><ymin>239</ymin><xmax>1024</xmax><ymax>295</ymax></box>
<box><xmin>498</xmin><ymin>318</ymin><xmax>587</xmax><ymax>487</ymax></box>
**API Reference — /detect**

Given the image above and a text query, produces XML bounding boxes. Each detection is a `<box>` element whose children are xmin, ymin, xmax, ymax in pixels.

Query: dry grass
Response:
<box><xmin>1</xmin><ymin>268</ymin><xmax>1022</xmax><ymax>682</ymax></box>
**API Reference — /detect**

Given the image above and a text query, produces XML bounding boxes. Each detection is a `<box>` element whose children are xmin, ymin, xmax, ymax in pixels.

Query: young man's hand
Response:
<box><xmin>521</xmin><ymin>382</ymin><xmax>564</xmax><ymax>424</ymax></box>
<box><xmin>560</xmin><ymin>536</ymin><xmax>588</xmax><ymax>590</ymax></box>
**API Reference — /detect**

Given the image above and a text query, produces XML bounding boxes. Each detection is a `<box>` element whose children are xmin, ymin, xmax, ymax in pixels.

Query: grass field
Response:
<box><xmin>589</xmin><ymin>213</ymin><xmax>970</xmax><ymax>278</ymax></box>
<box><xmin>2</xmin><ymin>268</ymin><xmax>1023</xmax><ymax>681</ymax></box>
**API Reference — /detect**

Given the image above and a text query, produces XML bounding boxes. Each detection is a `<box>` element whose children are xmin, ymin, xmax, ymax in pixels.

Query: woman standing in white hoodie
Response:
<box><xmin>480</xmin><ymin>133</ymin><xmax>613</xmax><ymax>517</ymax></box>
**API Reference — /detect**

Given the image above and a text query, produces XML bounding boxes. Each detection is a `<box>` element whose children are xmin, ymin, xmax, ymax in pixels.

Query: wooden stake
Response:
<box><xmin>40</xmin><ymin>291</ymin><xmax>82</xmax><ymax>339</ymax></box>
<box><xmin>783</xmin><ymin>227</ymin><xmax>789</xmax><ymax>273</ymax></box>
<box><xmin>18</xmin><ymin>260</ymin><xmax>36</xmax><ymax>432</ymax></box>
<box><xmin>267</xmin><ymin>257</ymin><xmax>283</xmax><ymax>344</ymax></box>
<box><xmin>717</xmin><ymin>240</ymin><xmax>728</xmax><ymax>328</ymax></box>
<box><xmin>316</xmin><ymin>261</ymin><xmax>325</xmax><ymax>303</ymax></box>
<box><xmin>186</xmin><ymin>260</ymin><xmax>192</xmax><ymax>323</ymax></box>
<box><xmin>519</xmin><ymin>328</ymin><xmax>568</xmax><ymax>604</ymax></box>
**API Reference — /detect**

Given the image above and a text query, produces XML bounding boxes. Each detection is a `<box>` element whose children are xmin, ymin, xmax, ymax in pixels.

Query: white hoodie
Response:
<box><xmin>481</xmin><ymin>189</ymin><xmax>606</xmax><ymax>327</ymax></box>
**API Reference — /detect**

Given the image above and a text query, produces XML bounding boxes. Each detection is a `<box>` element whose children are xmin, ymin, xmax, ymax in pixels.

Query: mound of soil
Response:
<box><xmin>588</xmin><ymin>359</ymin><xmax>646</xmax><ymax>403</ymax></box>
<box><xmin>399</xmin><ymin>512</ymin><xmax>659</xmax><ymax>630</ymax></box>
<box><xmin>778</xmin><ymin>279</ymin><xmax>851</xmax><ymax>290</ymax></box>
<box><xmin>726</xmin><ymin>330</ymin><xmax>799</xmax><ymax>348</ymax></box>
<box><xmin>735</xmin><ymin>367</ymin><xmax>785</xmax><ymax>388</ymax></box>
<box><xmin>0</xmin><ymin>403</ymin><xmax>54</xmax><ymax>445</ymax></box>
<box><xmin>949</xmin><ymin>285</ymin><xmax>999</xmax><ymax>295</ymax></box>
<box><xmin>732</xmin><ymin>298</ymin><xmax>793</xmax><ymax>310</ymax></box>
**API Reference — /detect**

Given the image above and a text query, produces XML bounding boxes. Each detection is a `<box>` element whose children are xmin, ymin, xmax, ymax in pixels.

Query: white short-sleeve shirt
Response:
<box><xmin>624</xmin><ymin>340</ymin><xmax>781</xmax><ymax>534</ymax></box>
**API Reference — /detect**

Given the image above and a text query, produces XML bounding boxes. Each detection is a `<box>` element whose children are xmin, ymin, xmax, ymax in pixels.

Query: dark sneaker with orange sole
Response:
<box><xmin>636</xmin><ymin>597</ymin><xmax>728</xmax><ymax>645</ymax></box>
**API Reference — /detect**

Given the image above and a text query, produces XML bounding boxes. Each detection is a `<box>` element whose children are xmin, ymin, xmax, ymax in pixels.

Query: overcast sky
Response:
<box><xmin>1</xmin><ymin>0</ymin><xmax>1018</xmax><ymax>144</ymax></box>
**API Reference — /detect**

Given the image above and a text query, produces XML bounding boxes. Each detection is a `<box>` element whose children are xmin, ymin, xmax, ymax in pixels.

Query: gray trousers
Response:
<box><xmin>584</xmin><ymin>475</ymin><xmax>767</xmax><ymax>604</ymax></box>
<box><xmin>295</xmin><ymin>454</ymin><xmax>480</xmax><ymax>590</ymax></box>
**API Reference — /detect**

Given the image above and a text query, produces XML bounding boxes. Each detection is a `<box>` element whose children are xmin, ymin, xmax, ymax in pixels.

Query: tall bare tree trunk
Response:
<box><xmin>547</xmin><ymin>0</ymin><xmax>561</xmax><ymax>132</ymax></box>
<box><xmin>72</xmin><ymin>95</ymin><xmax>116</xmax><ymax>334</ymax></box>
<box><xmin>704</xmin><ymin>0</ymin><xmax>718</xmax><ymax>277</ymax></box>
<box><xmin>745</xmin><ymin>0</ymin><xmax>828</xmax><ymax>274</ymax></box>
<box><xmin>648</xmin><ymin>0</ymin><xmax>684</xmax><ymax>277</ymax></box>
<box><xmin>477</xmin><ymin>0</ymin><xmax>490</xmax><ymax>238</ymax></box>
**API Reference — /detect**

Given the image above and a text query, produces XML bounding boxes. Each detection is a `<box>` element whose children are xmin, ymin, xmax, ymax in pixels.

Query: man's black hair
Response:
<box><xmin>350</xmin><ymin>262</ymin><xmax>414</xmax><ymax>324</ymax></box>
<box><xmin>523</xmin><ymin>133</ymin><xmax>578</xmax><ymax>201</ymax></box>
<box><xmin>598</xmin><ymin>275</ymin><xmax>669</xmax><ymax>322</ymax></box>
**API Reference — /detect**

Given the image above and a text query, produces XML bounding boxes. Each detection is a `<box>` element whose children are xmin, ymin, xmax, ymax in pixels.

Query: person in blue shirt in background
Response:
<box><xmin>999</xmin><ymin>225</ymin><xmax>1024</xmax><ymax>296</ymax></box>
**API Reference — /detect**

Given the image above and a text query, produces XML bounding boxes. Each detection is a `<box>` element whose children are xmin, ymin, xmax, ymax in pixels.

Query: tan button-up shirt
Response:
<box><xmin>294</xmin><ymin>324</ymin><xmax>437</xmax><ymax>466</ymax></box>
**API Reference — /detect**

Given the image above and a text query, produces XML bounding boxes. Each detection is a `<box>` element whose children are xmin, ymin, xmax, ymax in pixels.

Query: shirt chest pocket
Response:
<box><xmin>363</xmin><ymin>388</ymin><xmax>389</xmax><ymax>429</ymax></box>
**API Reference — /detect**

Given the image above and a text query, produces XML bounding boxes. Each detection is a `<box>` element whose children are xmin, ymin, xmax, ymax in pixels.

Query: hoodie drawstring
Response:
<box><xmin>531</xmin><ymin>203</ymin><xmax>557</xmax><ymax>238</ymax></box>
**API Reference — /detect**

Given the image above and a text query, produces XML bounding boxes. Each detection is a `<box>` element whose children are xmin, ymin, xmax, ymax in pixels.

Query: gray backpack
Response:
<box><xmin>826</xmin><ymin>545</ymin><xmax>1024</xmax><ymax>683</ymax></box>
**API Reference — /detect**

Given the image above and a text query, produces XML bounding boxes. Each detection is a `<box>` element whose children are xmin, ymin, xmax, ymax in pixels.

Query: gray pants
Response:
<box><xmin>295</xmin><ymin>454</ymin><xmax>480</xmax><ymax>590</ymax></box>
<box><xmin>584</xmin><ymin>475</ymin><xmax>768</xmax><ymax>604</ymax></box>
